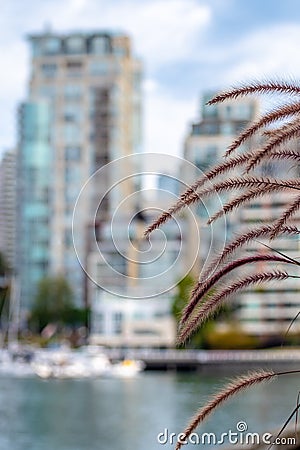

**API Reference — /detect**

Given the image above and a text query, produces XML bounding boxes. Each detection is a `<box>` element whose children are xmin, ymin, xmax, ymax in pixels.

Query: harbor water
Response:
<box><xmin>1</xmin><ymin>371</ymin><xmax>300</xmax><ymax>450</ymax></box>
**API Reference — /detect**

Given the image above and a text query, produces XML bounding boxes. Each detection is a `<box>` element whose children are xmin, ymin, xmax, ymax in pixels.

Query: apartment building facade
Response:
<box><xmin>183</xmin><ymin>91</ymin><xmax>300</xmax><ymax>337</ymax></box>
<box><xmin>183</xmin><ymin>92</ymin><xmax>259</xmax><ymax>278</ymax></box>
<box><xmin>17</xmin><ymin>30</ymin><xmax>142</xmax><ymax>309</ymax></box>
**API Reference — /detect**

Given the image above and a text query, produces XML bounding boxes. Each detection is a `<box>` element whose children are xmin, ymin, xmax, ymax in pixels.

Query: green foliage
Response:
<box><xmin>172</xmin><ymin>275</ymin><xmax>195</xmax><ymax>320</ymax></box>
<box><xmin>0</xmin><ymin>252</ymin><xmax>11</xmax><ymax>328</ymax></box>
<box><xmin>0</xmin><ymin>286</ymin><xmax>10</xmax><ymax>326</ymax></box>
<box><xmin>29</xmin><ymin>275</ymin><xmax>87</xmax><ymax>332</ymax></box>
<box><xmin>0</xmin><ymin>252</ymin><xmax>10</xmax><ymax>276</ymax></box>
<box><xmin>205</xmin><ymin>325</ymin><xmax>259</xmax><ymax>350</ymax></box>
<box><xmin>172</xmin><ymin>275</ymin><xmax>242</xmax><ymax>349</ymax></box>
<box><xmin>61</xmin><ymin>306</ymin><xmax>90</xmax><ymax>328</ymax></box>
<box><xmin>172</xmin><ymin>275</ymin><xmax>215</xmax><ymax>348</ymax></box>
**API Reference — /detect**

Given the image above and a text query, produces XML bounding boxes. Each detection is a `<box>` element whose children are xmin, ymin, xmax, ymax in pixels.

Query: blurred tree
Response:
<box><xmin>172</xmin><ymin>275</ymin><xmax>214</xmax><ymax>348</ymax></box>
<box><xmin>29</xmin><ymin>275</ymin><xmax>87</xmax><ymax>332</ymax></box>
<box><xmin>172</xmin><ymin>274</ymin><xmax>240</xmax><ymax>349</ymax></box>
<box><xmin>0</xmin><ymin>252</ymin><xmax>11</xmax><ymax>332</ymax></box>
<box><xmin>0</xmin><ymin>252</ymin><xmax>10</xmax><ymax>276</ymax></box>
<box><xmin>172</xmin><ymin>274</ymin><xmax>195</xmax><ymax>321</ymax></box>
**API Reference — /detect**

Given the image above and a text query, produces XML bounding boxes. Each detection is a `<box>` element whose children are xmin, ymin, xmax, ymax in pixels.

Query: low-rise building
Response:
<box><xmin>87</xmin><ymin>212</ymin><xmax>182</xmax><ymax>347</ymax></box>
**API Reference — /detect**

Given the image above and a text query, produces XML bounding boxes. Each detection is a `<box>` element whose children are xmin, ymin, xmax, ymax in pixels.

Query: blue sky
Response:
<box><xmin>2</xmin><ymin>0</ymin><xmax>300</xmax><ymax>159</ymax></box>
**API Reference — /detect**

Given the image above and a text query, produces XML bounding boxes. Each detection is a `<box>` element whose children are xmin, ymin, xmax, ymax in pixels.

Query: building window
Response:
<box><xmin>195</xmin><ymin>158</ymin><xmax>210</xmax><ymax>172</ymax></box>
<box><xmin>113</xmin><ymin>312</ymin><xmax>123</xmax><ymax>334</ymax></box>
<box><xmin>65</xmin><ymin>166</ymin><xmax>81</xmax><ymax>183</ymax></box>
<box><xmin>44</xmin><ymin>37</ymin><xmax>61</xmax><ymax>54</ymax></box>
<box><xmin>220</xmin><ymin>123</ymin><xmax>233</xmax><ymax>135</ymax></box>
<box><xmin>38</xmin><ymin>86</ymin><xmax>55</xmax><ymax>99</ymax></box>
<box><xmin>203</xmin><ymin>103</ymin><xmax>218</xmax><ymax>118</ymax></box>
<box><xmin>191</xmin><ymin>122</ymin><xmax>220</xmax><ymax>135</ymax></box>
<box><xmin>91</xmin><ymin>36</ymin><xmax>109</xmax><ymax>54</ymax></box>
<box><xmin>204</xmin><ymin>123</ymin><xmax>219</xmax><ymax>134</ymax></box>
<box><xmin>113</xmin><ymin>45</ymin><xmax>127</xmax><ymax>58</ymax></box>
<box><xmin>225</xmin><ymin>105</ymin><xmax>232</xmax><ymax>119</ymax></box>
<box><xmin>63</xmin><ymin>105</ymin><xmax>82</xmax><ymax>122</ymax></box>
<box><xmin>65</xmin><ymin>37</ymin><xmax>85</xmax><ymax>54</ymax></box>
<box><xmin>89</xmin><ymin>61</ymin><xmax>109</xmax><ymax>75</ymax></box>
<box><xmin>66</xmin><ymin>60</ymin><xmax>83</xmax><ymax>77</ymax></box>
<box><xmin>191</xmin><ymin>124</ymin><xmax>201</xmax><ymax>135</ymax></box>
<box><xmin>95</xmin><ymin>312</ymin><xmax>104</xmax><ymax>334</ymax></box>
<box><xmin>234</xmin><ymin>121</ymin><xmax>248</xmax><ymax>134</ymax></box>
<box><xmin>65</xmin><ymin>184</ymin><xmax>78</xmax><ymax>202</ymax></box>
<box><xmin>38</xmin><ymin>260</ymin><xmax>49</xmax><ymax>272</ymax></box>
<box><xmin>64</xmin><ymin>124</ymin><xmax>80</xmax><ymax>144</ymax></box>
<box><xmin>64</xmin><ymin>229</ymin><xmax>73</xmax><ymax>248</ymax></box>
<box><xmin>237</xmin><ymin>104</ymin><xmax>253</xmax><ymax>120</ymax></box>
<box><xmin>66</xmin><ymin>61</ymin><xmax>82</xmax><ymax>69</ymax></box>
<box><xmin>64</xmin><ymin>84</ymin><xmax>82</xmax><ymax>100</ymax></box>
<box><xmin>65</xmin><ymin>146</ymin><xmax>81</xmax><ymax>161</ymax></box>
<box><xmin>41</xmin><ymin>63</ymin><xmax>57</xmax><ymax>78</ymax></box>
<box><xmin>205</xmin><ymin>145</ymin><xmax>218</xmax><ymax>159</ymax></box>
<box><xmin>65</xmin><ymin>203</ymin><xmax>74</xmax><ymax>217</ymax></box>
<box><xmin>31</xmin><ymin>40</ymin><xmax>41</xmax><ymax>56</ymax></box>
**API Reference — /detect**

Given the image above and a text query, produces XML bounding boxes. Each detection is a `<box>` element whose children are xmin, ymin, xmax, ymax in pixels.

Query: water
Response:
<box><xmin>0</xmin><ymin>371</ymin><xmax>299</xmax><ymax>450</ymax></box>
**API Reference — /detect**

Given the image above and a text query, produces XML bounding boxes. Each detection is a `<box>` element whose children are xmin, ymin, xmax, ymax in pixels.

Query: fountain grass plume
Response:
<box><xmin>226</xmin><ymin>101</ymin><xmax>300</xmax><ymax>155</ymax></box>
<box><xmin>175</xmin><ymin>370</ymin><xmax>276</xmax><ymax>450</ymax></box>
<box><xmin>179</xmin><ymin>253</ymin><xmax>297</xmax><ymax>328</ymax></box>
<box><xmin>200</xmin><ymin>224</ymin><xmax>300</xmax><ymax>282</ymax></box>
<box><xmin>178</xmin><ymin>270</ymin><xmax>290</xmax><ymax>345</ymax></box>
<box><xmin>144</xmin><ymin>149</ymin><xmax>300</xmax><ymax>238</ymax></box>
<box><xmin>246</xmin><ymin>116</ymin><xmax>300</xmax><ymax>171</ymax></box>
<box><xmin>270</xmin><ymin>194</ymin><xmax>300</xmax><ymax>239</ymax></box>
<box><xmin>145</xmin><ymin>80</ymin><xmax>300</xmax><ymax>450</ymax></box>
<box><xmin>207</xmin><ymin>80</ymin><xmax>300</xmax><ymax>106</ymax></box>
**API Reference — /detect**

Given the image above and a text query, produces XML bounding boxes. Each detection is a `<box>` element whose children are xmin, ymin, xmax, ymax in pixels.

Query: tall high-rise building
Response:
<box><xmin>236</xmin><ymin>180</ymin><xmax>300</xmax><ymax>336</ymax></box>
<box><xmin>183</xmin><ymin>92</ymin><xmax>259</xmax><ymax>277</ymax></box>
<box><xmin>0</xmin><ymin>150</ymin><xmax>17</xmax><ymax>270</ymax></box>
<box><xmin>183</xmin><ymin>92</ymin><xmax>300</xmax><ymax>337</ymax></box>
<box><xmin>17</xmin><ymin>30</ymin><xmax>142</xmax><ymax>310</ymax></box>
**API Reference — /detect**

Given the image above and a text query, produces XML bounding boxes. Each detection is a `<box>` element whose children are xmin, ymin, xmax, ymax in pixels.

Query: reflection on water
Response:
<box><xmin>0</xmin><ymin>371</ymin><xmax>299</xmax><ymax>450</ymax></box>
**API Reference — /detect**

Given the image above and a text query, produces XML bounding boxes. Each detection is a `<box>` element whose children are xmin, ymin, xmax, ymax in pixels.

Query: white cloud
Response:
<box><xmin>68</xmin><ymin>0</ymin><xmax>89</xmax><ymax>12</ymax></box>
<box><xmin>121</xmin><ymin>0</ymin><xmax>211</xmax><ymax>69</ymax></box>
<box><xmin>143</xmin><ymin>84</ymin><xmax>197</xmax><ymax>159</ymax></box>
<box><xmin>0</xmin><ymin>40</ymin><xmax>28</xmax><ymax>151</ymax></box>
<box><xmin>5</xmin><ymin>3</ymin><xmax>300</xmax><ymax>163</ymax></box>
<box><xmin>223</xmin><ymin>23</ymin><xmax>300</xmax><ymax>84</ymax></box>
<box><xmin>143</xmin><ymin>79</ymin><xmax>158</xmax><ymax>93</ymax></box>
<box><xmin>0</xmin><ymin>0</ymin><xmax>211</xmax><ymax>153</ymax></box>
<box><xmin>38</xmin><ymin>0</ymin><xmax>211</xmax><ymax>69</ymax></box>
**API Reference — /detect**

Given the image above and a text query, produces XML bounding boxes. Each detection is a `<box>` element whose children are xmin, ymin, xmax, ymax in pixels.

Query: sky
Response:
<box><xmin>2</xmin><ymin>0</ymin><xmax>300</xmax><ymax>160</ymax></box>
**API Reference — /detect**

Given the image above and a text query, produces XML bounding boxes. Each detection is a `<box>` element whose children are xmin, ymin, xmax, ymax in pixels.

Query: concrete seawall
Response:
<box><xmin>105</xmin><ymin>348</ymin><xmax>300</xmax><ymax>373</ymax></box>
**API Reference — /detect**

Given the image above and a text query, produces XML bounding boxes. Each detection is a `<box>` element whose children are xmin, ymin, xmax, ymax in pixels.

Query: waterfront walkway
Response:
<box><xmin>104</xmin><ymin>348</ymin><xmax>300</xmax><ymax>372</ymax></box>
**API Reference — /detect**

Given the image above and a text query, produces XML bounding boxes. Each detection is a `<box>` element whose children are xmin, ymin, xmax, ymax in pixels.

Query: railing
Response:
<box><xmin>103</xmin><ymin>348</ymin><xmax>300</xmax><ymax>364</ymax></box>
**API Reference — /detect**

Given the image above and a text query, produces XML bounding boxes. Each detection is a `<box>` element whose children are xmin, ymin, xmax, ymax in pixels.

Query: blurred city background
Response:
<box><xmin>1</xmin><ymin>1</ymin><xmax>300</xmax><ymax>449</ymax></box>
